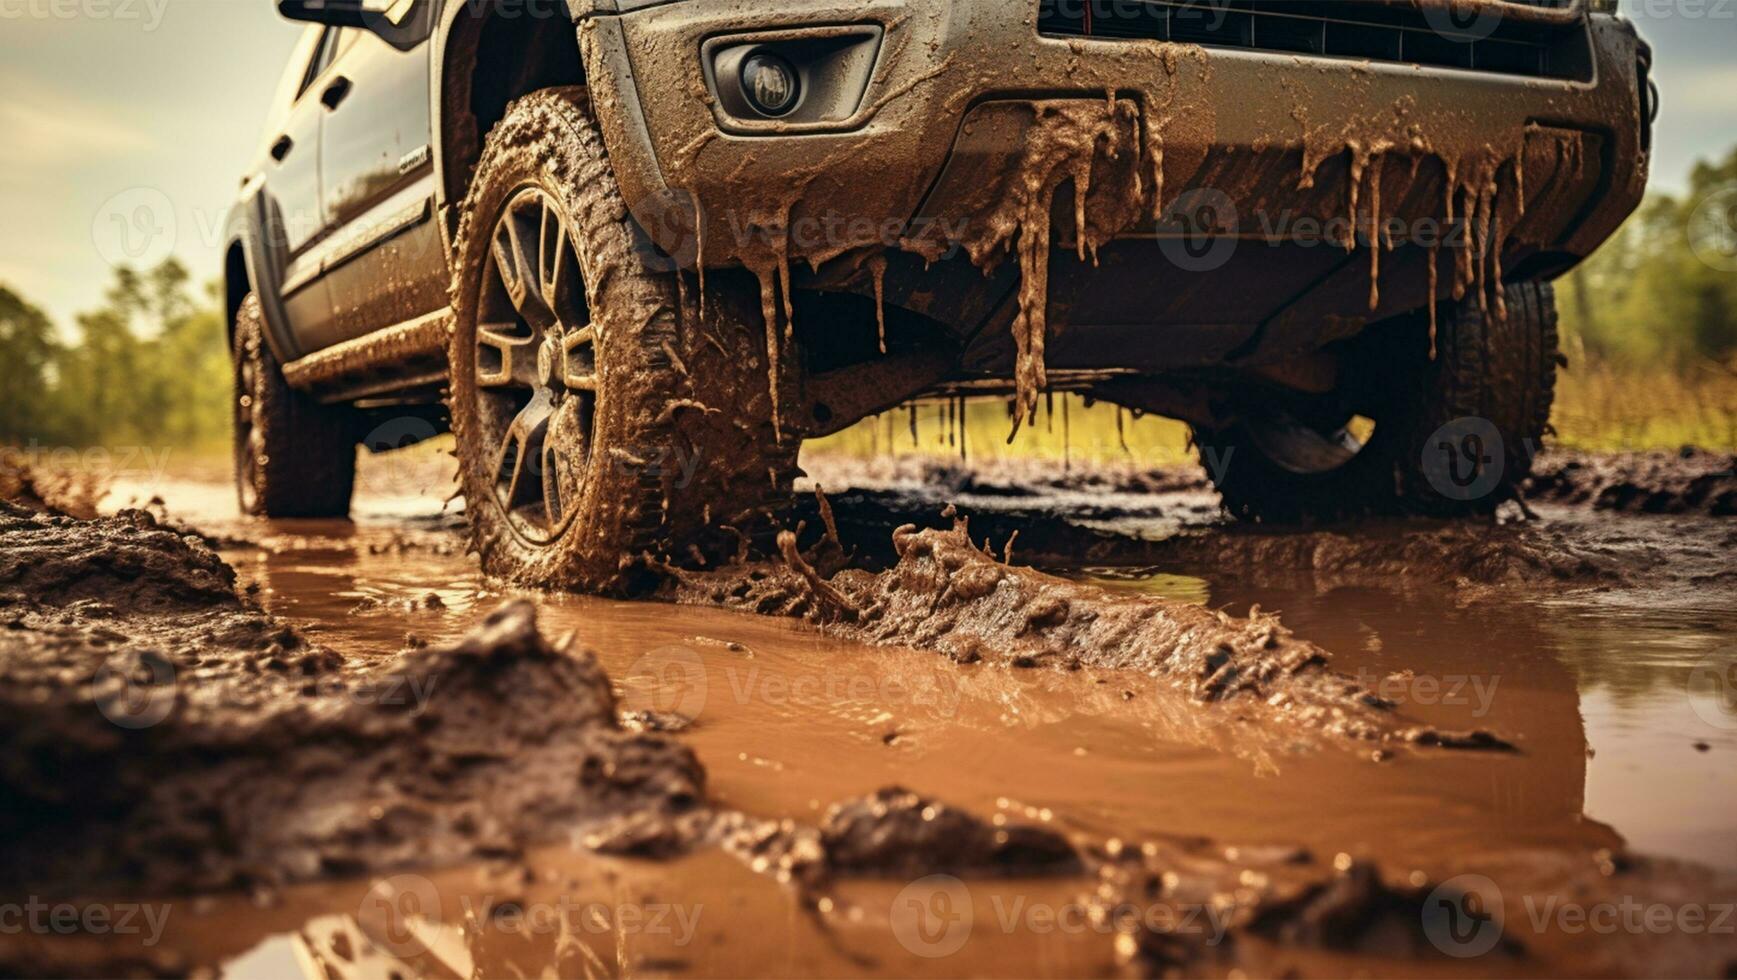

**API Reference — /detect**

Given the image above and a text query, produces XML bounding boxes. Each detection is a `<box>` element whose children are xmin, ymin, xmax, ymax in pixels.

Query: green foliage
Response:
<box><xmin>1561</xmin><ymin>146</ymin><xmax>1737</xmax><ymax>369</ymax></box>
<box><xmin>0</xmin><ymin>259</ymin><xmax>231</xmax><ymax>450</ymax></box>
<box><xmin>0</xmin><ymin>287</ymin><xmax>62</xmax><ymax>444</ymax></box>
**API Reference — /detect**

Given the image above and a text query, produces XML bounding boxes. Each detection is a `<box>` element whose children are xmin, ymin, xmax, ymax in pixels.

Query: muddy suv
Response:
<box><xmin>224</xmin><ymin>0</ymin><xmax>1652</xmax><ymax>590</ymax></box>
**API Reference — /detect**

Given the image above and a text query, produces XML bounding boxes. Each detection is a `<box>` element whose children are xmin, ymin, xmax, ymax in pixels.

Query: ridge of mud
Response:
<box><xmin>0</xmin><ymin>503</ymin><xmax>1088</xmax><ymax>905</ymax></box>
<box><xmin>1528</xmin><ymin>448</ymin><xmax>1737</xmax><ymax>517</ymax></box>
<box><xmin>663</xmin><ymin>516</ymin><xmax>1513</xmax><ymax>750</ymax></box>
<box><xmin>0</xmin><ymin>460</ymin><xmax>106</xmax><ymax>520</ymax></box>
<box><xmin>0</xmin><ymin>504</ymin><xmax>704</xmax><ymax>894</ymax></box>
<box><xmin>1093</xmin><ymin>838</ymin><xmax>1737</xmax><ymax>977</ymax></box>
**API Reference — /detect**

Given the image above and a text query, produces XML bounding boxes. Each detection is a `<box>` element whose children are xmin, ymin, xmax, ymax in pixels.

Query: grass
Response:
<box><xmin>808</xmin><ymin>360</ymin><xmax>1737</xmax><ymax>466</ymax></box>
<box><xmin>1551</xmin><ymin>359</ymin><xmax>1737</xmax><ymax>453</ymax></box>
<box><xmin>805</xmin><ymin>395</ymin><xmax>1198</xmax><ymax>467</ymax></box>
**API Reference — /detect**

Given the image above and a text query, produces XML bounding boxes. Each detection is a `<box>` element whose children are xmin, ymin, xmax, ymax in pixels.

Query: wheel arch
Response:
<box><xmin>224</xmin><ymin>240</ymin><xmax>251</xmax><ymax>351</ymax></box>
<box><xmin>432</xmin><ymin>0</ymin><xmax>589</xmax><ymax>241</ymax></box>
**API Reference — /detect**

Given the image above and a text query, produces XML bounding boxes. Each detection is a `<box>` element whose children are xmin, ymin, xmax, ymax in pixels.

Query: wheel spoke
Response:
<box><xmin>492</xmin><ymin>198</ymin><xmax>558</xmax><ymax>329</ymax></box>
<box><xmin>541</xmin><ymin>398</ymin><xmax>583</xmax><ymax>525</ymax></box>
<box><xmin>492</xmin><ymin>391</ymin><xmax>553</xmax><ymax>512</ymax></box>
<box><xmin>539</xmin><ymin>205</ymin><xmax>567</xmax><ymax>317</ymax></box>
<box><xmin>562</xmin><ymin>326</ymin><xmax>598</xmax><ymax>391</ymax></box>
<box><xmin>477</xmin><ymin>323</ymin><xmax>538</xmax><ymax>388</ymax></box>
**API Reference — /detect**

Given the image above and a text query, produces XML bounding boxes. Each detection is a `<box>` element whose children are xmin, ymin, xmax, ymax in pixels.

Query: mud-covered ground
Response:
<box><xmin>1</xmin><ymin>447</ymin><xmax>1735</xmax><ymax>978</ymax></box>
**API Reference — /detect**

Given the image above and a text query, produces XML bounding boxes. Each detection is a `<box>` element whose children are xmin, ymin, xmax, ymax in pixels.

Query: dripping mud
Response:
<box><xmin>2</xmin><ymin>447</ymin><xmax>1735</xmax><ymax>976</ymax></box>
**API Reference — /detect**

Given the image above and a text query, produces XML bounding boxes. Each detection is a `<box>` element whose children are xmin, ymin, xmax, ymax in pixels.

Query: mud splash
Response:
<box><xmin>1527</xmin><ymin>448</ymin><xmax>1737</xmax><ymax>516</ymax></box>
<box><xmin>662</xmin><ymin>512</ymin><xmax>1522</xmax><ymax>751</ymax></box>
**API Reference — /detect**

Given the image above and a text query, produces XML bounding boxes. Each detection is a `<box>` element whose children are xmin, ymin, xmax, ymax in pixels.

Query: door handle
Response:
<box><xmin>270</xmin><ymin>135</ymin><xmax>294</xmax><ymax>162</ymax></box>
<box><xmin>320</xmin><ymin>75</ymin><xmax>353</xmax><ymax>111</ymax></box>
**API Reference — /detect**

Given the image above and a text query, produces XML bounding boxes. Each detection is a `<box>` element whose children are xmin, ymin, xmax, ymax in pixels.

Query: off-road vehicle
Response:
<box><xmin>225</xmin><ymin>0</ymin><xmax>1653</xmax><ymax>590</ymax></box>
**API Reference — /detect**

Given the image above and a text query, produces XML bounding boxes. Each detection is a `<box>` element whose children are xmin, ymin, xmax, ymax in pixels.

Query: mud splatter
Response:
<box><xmin>662</xmin><ymin>514</ymin><xmax>1525</xmax><ymax>749</ymax></box>
<box><xmin>1527</xmin><ymin>448</ymin><xmax>1737</xmax><ymax>517</ymax></box>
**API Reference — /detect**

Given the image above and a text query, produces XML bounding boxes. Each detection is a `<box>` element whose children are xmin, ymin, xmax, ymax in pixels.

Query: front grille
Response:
<box><xmin>1038</xmin><ymin>0</ymin><xmax>1592</xmax><ymax>81</ymax></box>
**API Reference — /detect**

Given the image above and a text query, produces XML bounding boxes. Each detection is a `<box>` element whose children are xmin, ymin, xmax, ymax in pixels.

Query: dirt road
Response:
<box><xmin>2</xmin><ymin>448</ymin><xmax>1734</xmax><ymax>977</ymax></box>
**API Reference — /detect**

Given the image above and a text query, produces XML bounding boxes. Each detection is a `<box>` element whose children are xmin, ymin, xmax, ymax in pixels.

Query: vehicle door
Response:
<box><xmin>315</xmin><ymin>0</ymin><xmax>444</xmax><ymax>345</ymax></box>
<box><xmin>259</xmin><ymin>25</ymin><xmax>344</xmax><ymax>356</ymax></box>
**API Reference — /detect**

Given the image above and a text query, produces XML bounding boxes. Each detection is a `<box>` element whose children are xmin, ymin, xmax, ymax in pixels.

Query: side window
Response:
<box><xmin>296</xmin><ymin>27</ymin><xmax>342</xmax><ymax>101</ymax></box>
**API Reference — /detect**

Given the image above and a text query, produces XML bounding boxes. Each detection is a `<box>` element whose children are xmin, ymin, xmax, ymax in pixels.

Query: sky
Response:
<box><xmin>2</xmin><ymin>0</ymin><xmax>1734</xmax><ymax>334</ymax></box>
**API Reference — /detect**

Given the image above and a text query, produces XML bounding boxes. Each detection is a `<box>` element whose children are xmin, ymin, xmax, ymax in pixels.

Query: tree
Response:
<box><xmin>0</xmin><ymin>287</ymin><xmax>61</xmax><ymax>445</ymax></box>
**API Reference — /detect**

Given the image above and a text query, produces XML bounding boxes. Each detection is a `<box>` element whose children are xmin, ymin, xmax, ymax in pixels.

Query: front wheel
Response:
<box><xmin>447</xmin><ymin>87</ymin><xmax>793</xmax><ymax>593</ymax></box>
<box><xmin>1197</xmin><ymin>281</ymin><xmax>1560</xmax><ymax>523</ymax></box>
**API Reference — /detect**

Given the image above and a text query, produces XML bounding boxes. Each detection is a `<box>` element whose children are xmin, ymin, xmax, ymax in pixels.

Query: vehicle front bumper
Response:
<box><xmin>583</xmin><ymin>1</ymin><xmax>1647</xmax><ymax>269</ymax></box>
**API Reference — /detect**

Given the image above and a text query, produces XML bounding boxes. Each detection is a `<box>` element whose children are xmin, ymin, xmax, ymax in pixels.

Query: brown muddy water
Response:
<box><xmin>3</xmin><ymin>449</ymin><xmax>1736</xmax><ymax>978</ymax></box>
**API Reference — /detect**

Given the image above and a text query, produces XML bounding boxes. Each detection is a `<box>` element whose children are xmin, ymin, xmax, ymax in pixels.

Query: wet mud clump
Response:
<box><xmin>1137</xmin><ymin>517</ymin><xmax>1635</xmax><ymax>592</ymax></box>
<box><xmin>1096</xmin><ymin>839</ymin><xmax>1737</xmax><ymax>978</ymax></box>
<box><xmin>664</xmin><ymin>516</ymin><xmax>1512</xmax><ymax>749</ymax></box>
<box><xmin>1527</xmin><ymin>448</ymin><xmax>1737</xmax><ymax>516</ymax></box>
<box><xmin>585</xmin><ymin>785</ymin><xmax>1079</xmax><ymax>895</ymax></box>
<box><xmin>0</xmin><ymin>457</ymin><xmax>105</xmax><ymax>519</ymax></box>
<box><xmin>0</xmin><ymin>502</ymin><xmax>703</xmax><ymax>894</ymax></box>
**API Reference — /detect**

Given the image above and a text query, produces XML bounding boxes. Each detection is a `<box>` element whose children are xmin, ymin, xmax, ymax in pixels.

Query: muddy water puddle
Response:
<box><xmin>15</xmin><ymin>457</ymin><xmax>1736</xmax><ymax>976</ymax></box>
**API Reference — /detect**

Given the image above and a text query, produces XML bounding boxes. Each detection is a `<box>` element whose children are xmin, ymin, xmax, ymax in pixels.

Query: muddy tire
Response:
<box><xmin>1198</xmin><ymin>281</ymin><xmax>1560</xmax><ymax>523</ymax></box>
<box><xmin>448</xmin><ymin>87</ymin><xmax>793</xmax><ymax>594</ymax></box>
<box><xmin>231</xmin><ymin>294</ymin><xmax>358</xmax><ymax>518</ymax></box>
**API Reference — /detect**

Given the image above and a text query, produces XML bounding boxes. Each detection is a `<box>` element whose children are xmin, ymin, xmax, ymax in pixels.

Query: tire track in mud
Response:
<box><xmin>659</xmin><ymin>509</ymin><xmax>1515</xmax><ymax>753</ymax></box>
<box><xmin>5</xmin><ymin>490</ymin><xmax>1736</xmax><ymax>977</ymax></box>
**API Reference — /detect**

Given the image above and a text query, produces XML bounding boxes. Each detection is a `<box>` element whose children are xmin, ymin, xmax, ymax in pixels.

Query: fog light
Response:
<box><xmin>741</xmin><ymin>52</ymin><xmax>800</xmax><ymax>117</ymax></box>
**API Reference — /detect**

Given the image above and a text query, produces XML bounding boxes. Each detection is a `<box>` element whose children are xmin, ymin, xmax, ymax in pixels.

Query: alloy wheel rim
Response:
<box><xmin>472</xmin><ymin>186</ymin><xmax>596</xmax><ymax>546</ymax></box>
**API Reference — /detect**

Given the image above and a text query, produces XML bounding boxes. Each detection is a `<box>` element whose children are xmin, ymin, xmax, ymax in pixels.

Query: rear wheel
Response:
<box><xmin>448</xmin><ymin>87</ymin><xmax>793</xmax><ymax>593</ymax></box>
<box><xmin>1197</xmin><ymin>281</ymin><xmax>1560</xmax><ymax>523</ymax></box>
<box><xmin>231</xmin><ymin>294</ymin><xmax>358</xmax><ymax>518</ymax></box>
